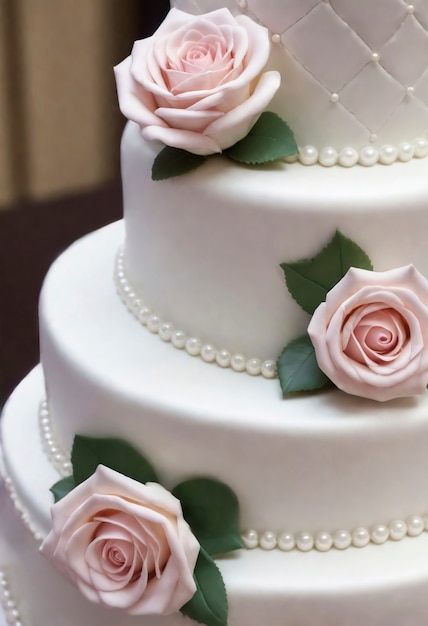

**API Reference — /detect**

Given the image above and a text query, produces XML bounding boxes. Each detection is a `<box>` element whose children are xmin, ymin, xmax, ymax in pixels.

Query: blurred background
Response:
<box><xmin>0</xmin><ymin>1</ymin><xmax>169</xmax><ymax>404</ymax></box>
<box><xmin>0</xmin><ymin>0</ymin><xmax>169</xmax><ymax>206</ymax></box>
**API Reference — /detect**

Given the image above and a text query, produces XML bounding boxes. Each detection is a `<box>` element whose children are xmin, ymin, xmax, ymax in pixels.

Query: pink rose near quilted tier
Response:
<box><xmin>5</xmin><ymin>2</ymin><xmax>428</xmax><ymax>626</ymax></box>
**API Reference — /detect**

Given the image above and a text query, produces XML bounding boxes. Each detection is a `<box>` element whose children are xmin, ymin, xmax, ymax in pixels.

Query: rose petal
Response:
<box><xmin>142</xmin><ymin>125</ymin><xmax>221</xmax><ymax>154</ymax></box>
<box><xmin>204</xmin><ymin>70</ymin><xmax>281</xmax><ymax>150</ymax></box>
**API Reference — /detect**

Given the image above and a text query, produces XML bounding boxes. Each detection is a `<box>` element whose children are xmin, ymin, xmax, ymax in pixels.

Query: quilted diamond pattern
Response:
<box><xmin>171</xmin><ymin>0</ymin><xmax>428</xmax><ymax>150</ymax></box>
<box><xmin>247</xmin><ymin>0</ymin><xmax>319</xmax><ymax>33</ymax></box>
<box><xmin>281</xmin><ymin>3</ymin><xmax>370</xmax><ymax>93</ymax></box>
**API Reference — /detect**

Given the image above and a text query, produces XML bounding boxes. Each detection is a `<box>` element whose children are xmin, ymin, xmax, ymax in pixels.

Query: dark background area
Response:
<box><xmin>0</xmin><ymin>2</ymin><xmax>169</xmax><ymax>407</ymax></box>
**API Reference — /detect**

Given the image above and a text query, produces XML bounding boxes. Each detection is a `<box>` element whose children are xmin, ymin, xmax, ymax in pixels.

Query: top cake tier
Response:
<box><xmin>172</xmin><ymin>0</ymin><xmax>428</xmax><ymax>155</ymax></box>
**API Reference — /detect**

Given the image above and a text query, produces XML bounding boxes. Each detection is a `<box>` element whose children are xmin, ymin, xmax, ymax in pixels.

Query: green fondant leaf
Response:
<box><xmin>152</xmin><ymin>146</ymin><xmax>207</xmax><ymax>180</ymax></box>
<box><xmin>281</xmin><ymin>230</ymin><xmax>373</xmax><ymax>314</ymax></box>
<box><xmin>277</xmin><ymin>335</ymin><xmax>331</xmax><ymax>396</ymax></box>
<box><xmin>50</xmin><ymin>476</ymin><xmax>76</xmax><ymax>503</ymax></box>
<box><xmin>173</xmin><ymin>478</ymin><xmax>243</xmax><ymax>556</ymax></box>
<box><xmin>181</xmin><ymin>548</ymin><xmax>228</xmax><ymax>626</ymax></box>
<box><xmin>71</xmin><ymin>435</ymin><xmax>159</xmax><ymax>486</ymax></box>
<box><xmin>225</xmin><ymin>112</ymin><xmax>298</xmax><ymax>164</ymax></box>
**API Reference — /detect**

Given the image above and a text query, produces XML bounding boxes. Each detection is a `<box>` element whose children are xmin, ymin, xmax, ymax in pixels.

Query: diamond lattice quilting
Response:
<box><xmin>281</xmin><ymin>3</ymin><xmax>371</xmax><ymax>93</ymax></box>
<box><xmin>246</xmin><ymin>0</ymin><xmax>319</xmax><ymax>34</ymax></box>
<box><xmin>381</xmin><ymin>16</ymin><xmax>428</xmax><ymax>86</ymax></box>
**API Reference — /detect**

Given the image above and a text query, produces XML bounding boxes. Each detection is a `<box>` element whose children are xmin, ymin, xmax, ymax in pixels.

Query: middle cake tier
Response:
<box><xmin>122</xmin><ymin>122</ymin><xmax>428</xmax><ymax>363</ymax></box>
<box><xmin>39</xmin><ymin>221</ymin><xmax>428</xmax><ymax>540</ymax></box>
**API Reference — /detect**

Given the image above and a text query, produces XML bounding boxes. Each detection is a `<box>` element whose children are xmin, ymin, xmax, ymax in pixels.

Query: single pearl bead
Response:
<box><xmin>333</xmin><ymin>529</ymin><xmax>352</xmax><ymax>550</ymax></box>
<box><xmin>277</xmin><ymin>532</ymin><xmax>295</xmax><ymax>551</ymax></box>
<box><xmin>186</xmin><ymin>337</ymin><xmax>202</xmax><ymax>356</ymax></box>
<box><xmin>147</xmin><ymin>315</ymin><xmax>161</xmax><ymax>333</ymax></box>
<box><xmin>379</xmin><ymin>144</ymin><xmax>397</xmax><ymax>165</ymax></box>
<box><xmin>406</xmin><ymin>86</ymin><xmax>415</xmax><ymax>97</ymax></box>
<box><xmin>216</xmin><ymin>349</ymin><xmax>231</xmax><ymax>368</ymax></box>
<box><xmin>246</xmin><ymin>358</ymin><xmax>262</xmax><ymax>376</ymax></box>
<box><xmin>231</xmin><ymin>354</ymin><xmax>247</xmax><ymax>372</ymax></box>
<box><xmin>407</xmin><ymin>4</ymin><xmax>415</xmax><ymax>14</ymax></box>
<box><xmin>414</xmin><ymin>138</ymin><xmax>428</xmax><ymax>158</ymax></box>
<box><xmin>137</xmin><ymin>306</ymin><xmax>152</xmax><ymax>325</ymax></box>
<box><xmin>130</xmin><ymin>297</ymin><xmax>143</xmax><ymax>313</ymax></box>
<box><xmin>389</xmin><ymin>520</ymin><xmax>407</xmax><ymax>541</ymax></box>
<box><xmin>352</xmin><ymin>527</ymin><xmax>370</xmax><ymax>548</ymax></box>
<box><xmin>159</xmin><ymin>322</ymin><xmax>174</xmax><ymax>341</ymax></box>
<box><xmin>315</xmin><ymin>531</ymin><xmax>333</xmax><ymax>552</ymax></box>
<box><xmin>260</xmin><ymin>531</ymin><xmax>277</xmax><ymax>550</ymax></box>
<box><xmin>371</xmin><ymin>52</ymin><xmax>379</xmax><ymax>62</ymax></box>
<box><xmin>271</xmin><ymin>33</ymin><xmax>281</xmax><ymax>44</ymax></box>
<box><xmin>359</xmin><ymin>146</ymin><xmax>379</xmax><ymax>166</ymax></box>
<box><xmin>241</xmin><ymin>529</ymin><xmax>259</xmax><ymax>549</ymax></box>
<box><xmin>406</xmin><ymin>515</ymin><xmax>424</xmax><ymax>537</ymax></box>
<box><xmin>319</xmin><ymin>146</ymin><xmax>338</xmax><ymax>167</ymax></box>
<box><xmin>330</xmin><ymin>93</ymin><xmax>339</xmax><ymax>103</ymax></box>
<box><xmin>299</xmin><ymin>145</ymin><xmax>319</xmax><ymax>166</ymax></box>
<box><xmin>338</xmin><ymin>147</ymin><xmax>358</xmax><ymax>167</ymax></box>
<box><xmin>398</xmin><ymin>142</ymin><xmax>414</xmax><ymax>162</ymax></box>
<box><xmin>370</xmin><ymin>523</ymin><xmax>389</xmax><ymax>545</ymax></box>
<box><xmin>201</xmin><ymin>344</ymin><xmax>217</xmax><ymax>363</ymax></box>
<box><xmin>284</xmin><ymin>153</ymin><xmax>299</xmax><ymax>164</ymax></box>
<box><xmin>171</xmin><ymin>330</ymin><xmax>187</xmax><ymax>349</ymax></box>
<box><xmin>296</xmin><ymin>531</ymin><xmax>314</xmax><ymax>552</ymax></box>
<box><xmin>261</xmin><ymin>360</ymin><xmax>276</xmax><ymax>379</ymax></box>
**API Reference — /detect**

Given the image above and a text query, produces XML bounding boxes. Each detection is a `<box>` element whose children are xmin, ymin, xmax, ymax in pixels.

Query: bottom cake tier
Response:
<box><xmin>3</xmin><ymin>368</ymin><xmax>428</xmax><ymax>626</ymax></box>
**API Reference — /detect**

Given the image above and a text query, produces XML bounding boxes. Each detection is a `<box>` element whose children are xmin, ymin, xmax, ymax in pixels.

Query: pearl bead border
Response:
<box><xmin>0</xmin><ymin>570</ymin><xmax>25</xmax><ymax>626</ymax></box>
<box><xmin>38</xmin><ymin>400</ymin><xmax>72</xmax><ymax>478</ymax></box>
<box><xmin>37</xmin><ymin>398</ymin><xmax>428</xmax><ymax>553</ymax></box>
<box><xmin>293</xmin><ymin>139</ymin><xmax>428</xmax><ymax>168</ymax></box>
<box><xmin>0</xmin><ymin>448</ymin><xmax>44</xmax><ymax>544</ymax></box>
<box><xmin>114</xmin><ymin>247</ymin><xmax>277</xmax><ymax>379</ymax></box>
<box><xmin>242</xmin><ymin>516</ymin><xmax>428</xmax><ymax>552</ymax></box>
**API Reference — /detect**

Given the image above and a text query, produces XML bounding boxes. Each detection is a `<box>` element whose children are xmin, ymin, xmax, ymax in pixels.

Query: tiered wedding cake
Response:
<box><xmin>3</xmin><ymin>1</ymin><xmax>428</xmax><ymax>624</ymax></box>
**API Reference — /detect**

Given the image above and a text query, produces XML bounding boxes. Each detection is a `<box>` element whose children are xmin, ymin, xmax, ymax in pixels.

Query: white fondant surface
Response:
<box><xmin>123</xmin><ymin>121</ymin><xmax>428</xmax><ymax>361</ymax></box>
<box><xmin>171</xmin><ymin>0</ymin><xmax>428</xmax><ymax>152</ymax></box>
<box><xmin>4</xmin><ymin>368</ymin><xmax>428</xmax><ymax>625</ymax></box>
<box><xmin>36</xmin><ymin>222</ymin><xmax>428</xmax><ymax>536</ymax></box>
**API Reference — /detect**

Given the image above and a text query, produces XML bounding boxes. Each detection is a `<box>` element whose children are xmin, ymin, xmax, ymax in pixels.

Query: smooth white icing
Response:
<box><xmin>4</xmin><ymin>368</ymin><xmax>428</xmax><ymax>625</ymax></box>
<box><xmin>123</xmin><ymin>121</ymin><xmax>428</xmax><ymax>362</ymax></box>
<box><xmin>30</xmin><ymin>223</ymin><xmax>428</xmax><ymax>537</ymax></box>
<box><xmin>171</xmin><ymin>0</ymin><xmax>428</xmax><ymax>156</ymax></box>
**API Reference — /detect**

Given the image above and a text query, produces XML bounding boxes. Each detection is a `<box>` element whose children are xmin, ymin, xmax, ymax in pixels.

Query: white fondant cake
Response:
<box><xmin>3</xmin><ymin>1</ymin><xmax>428</xmax><ymax>625</ymax></box>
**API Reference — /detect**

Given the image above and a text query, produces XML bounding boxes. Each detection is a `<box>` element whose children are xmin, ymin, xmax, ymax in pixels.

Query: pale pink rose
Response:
<box><xmin>307</xmin><ymin>265</ymin><xmax>428</xmax><ymax>401</ymax></box>
<box><xmin>40</xmin><ymin>465</ymin><xmax>199</xmax><ymax>615</ymax></box>
<box><xmin>114</xmin><ymin>8</ymin><xmax>280</xmax><ymax>155</ymax></box>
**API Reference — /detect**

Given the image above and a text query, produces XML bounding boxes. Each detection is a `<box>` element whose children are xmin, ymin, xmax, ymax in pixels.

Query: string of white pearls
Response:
<box><xmin>299</xmin><ymin>138</ymin><xmax>428</xmax><ymax>168</ymax></box>
<box><xmin>0</xmin><ymin>571</ymin><xmax>24</xmax><ymax>626</ymax></box>
<box><xmin>241</xmin><ymin>515</ymin><xmax>428</xmax><ymax>551</ymax></box>
<box><xmin>38</xmin><ymin>401</ymin><xmax>72</xmax><ymax>478</ymax></box>
<box><xmin>0</xmin><ymin>470</ymin><xmax>43</xmax><ymax>545</ymax></box>
<box><xmin>114</xmin><ymin>248</ymin><xmax>277</xmax><ymax>379</ymax></box>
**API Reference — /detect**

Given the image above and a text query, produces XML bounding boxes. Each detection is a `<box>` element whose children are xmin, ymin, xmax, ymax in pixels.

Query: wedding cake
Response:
<box><xmin>3</xmin><ymin>1</ymin><xmax>428</xmax><ymax>625</ymax></box>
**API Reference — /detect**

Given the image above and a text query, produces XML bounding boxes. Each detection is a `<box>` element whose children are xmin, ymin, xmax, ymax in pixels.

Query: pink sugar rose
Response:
<box><xmin>40</xmin><ymin>465</ymin><xmax>199</xmax><ymax>615</ymax></box>
<box><xmin>307</xmin><ymin>265</ymin><xmax>428</xmax><ymax>401</ymax></box>
<box><xmin>114</xmin><ymin>8</ymin><xmax>280</xmax><ymax>155</ymax></box>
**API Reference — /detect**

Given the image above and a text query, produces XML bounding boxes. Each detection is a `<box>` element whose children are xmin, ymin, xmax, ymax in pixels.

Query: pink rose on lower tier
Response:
<box><xmin>40</xmin><ymin>465</ymin><xmax>200</xmax><ymax>614</ymax></box>
<box><xmin>114</xmin><ymin>8</ymin><xmax>280</xmax><ymax>155</ymax></box>
<box><xmin>307</xmin><ymin>265</ymin><xmax>428</xmax><ymax>402</ymax></box>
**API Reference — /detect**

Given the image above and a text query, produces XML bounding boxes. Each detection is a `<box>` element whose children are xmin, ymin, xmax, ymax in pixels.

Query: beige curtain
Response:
<box><xmin>0</xmin><ymin>0</ymin><xmax>145</xmax><ymax>208</ymax></box>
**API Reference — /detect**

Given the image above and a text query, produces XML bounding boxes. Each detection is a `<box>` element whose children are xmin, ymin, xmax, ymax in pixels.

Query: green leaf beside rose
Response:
<box><xmin>281</xmin><ymin>230</ymin><xmax>373</xmax><ymax>315</ymax></box>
